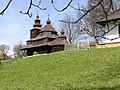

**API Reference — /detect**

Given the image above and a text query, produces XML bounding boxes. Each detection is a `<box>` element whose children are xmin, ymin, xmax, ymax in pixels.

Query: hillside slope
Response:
<box><xmin>0</xmin><ymin>47</ymin><xmax>120</xmax><ymax>90</ymax></box>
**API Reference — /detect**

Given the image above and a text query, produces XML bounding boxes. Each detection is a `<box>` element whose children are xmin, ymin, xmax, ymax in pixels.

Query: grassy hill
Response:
<box><xmin>0</xmin><ymin>47</ymin><xmax>120</xmax><ymax>90</ymax></box>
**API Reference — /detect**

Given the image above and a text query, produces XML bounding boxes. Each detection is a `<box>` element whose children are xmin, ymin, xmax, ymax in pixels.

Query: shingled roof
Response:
<box><xmin>27</xmin><ymin>34</ymin><xmax>58</xmax><ymax>41</ymax></box>
<box><xmin>40</xmin><ymin>24</ymin><xmax>57</xmax><ymax>33</ymax></box>
<box><xmin>27</xmin><ymin>17</ymin><xmax>58</xmax><ymax>41</ymax></box>
<box><xmin>97</xmin><ymin>9</ymin><xmax>120</xmax><ymax>24</ymax></box>
<box><xmin>49</xmin><ymin>29</ymin><xmax>67</xmax><ymax>45</ymax></box>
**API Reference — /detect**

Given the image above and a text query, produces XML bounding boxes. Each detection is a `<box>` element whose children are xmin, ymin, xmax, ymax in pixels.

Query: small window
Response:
<box><xmin>32</xmin><ymin>31</ymin><xmax>35</xmax><ymax>34</ymax></box>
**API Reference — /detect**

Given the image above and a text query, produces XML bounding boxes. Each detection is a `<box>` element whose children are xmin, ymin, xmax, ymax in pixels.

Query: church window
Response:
<box><xmin>32</xmin><ymin>31</ymin><xmax>35</xmax><ymax>34</ymax></box>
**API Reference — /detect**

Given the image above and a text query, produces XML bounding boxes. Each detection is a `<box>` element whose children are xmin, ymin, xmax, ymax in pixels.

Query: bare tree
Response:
<box><xmin>53</xmin><ymin>0</ymin><xmax>120</xmax><ymax>42</ymax></box>
<box><xmin>13</xmin><ymin>41</ymin><xmax>25</xmax><ymax>58</ymax></box>
<box><xmin>0</xmin><ymin>44</ymin><xmax>10</xmax><ymax>60</ymax></box>
<box><xmin>80</xmin><ymin>0</ymin><xmax>113</xmax><ymax>43</ymax></box>
<box><xmin>73</xmin><ymin>0</ymin><xmax>120</xmax><ymax>44</ymax></box>
<box><xmin>60</xmin><ymin>14</ymin><xmax>82</xmax><ymax>44</ymax></box>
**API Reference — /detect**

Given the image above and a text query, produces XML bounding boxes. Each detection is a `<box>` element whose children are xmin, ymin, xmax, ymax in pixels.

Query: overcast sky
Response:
<box><xmin>0</xmin><ymin>0</ymin><xmax>87</xmax><ymax>55</ymax></box>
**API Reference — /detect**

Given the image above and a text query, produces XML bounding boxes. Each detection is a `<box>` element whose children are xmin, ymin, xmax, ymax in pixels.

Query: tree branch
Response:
<box><xmin>59</xmin><ymin>0</ymin><xmax>104</xmax><ymax>23</ymax></box>
<box><xmin>69</xmin><ymin>4</ymin><xmax>87</xmax><ymax>12</ymax></box>
<box><xmin>0</xmin><ymin>0</ymin><xmax>13</xmax><ymax>15</ymax></box>
<box><xmin>20</xmin><ymin>0</ymin><xmax>46</xmax><ymax>17</ymax></box>
<box><xmin>20</xmin><ymin>0</ymin><xmax>32</xmax><ymax>17</ymax></box>
<box><xmin>51</xmin><ymin>0</ymin><xmax>73</xmax><ymax>12</ymax></box>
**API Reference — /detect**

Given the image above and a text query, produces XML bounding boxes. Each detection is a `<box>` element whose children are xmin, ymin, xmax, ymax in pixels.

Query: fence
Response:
<box><xmin>64</xmin><ymin>42</ymin><xmax>90</xmax><ymax>51</ymax></box>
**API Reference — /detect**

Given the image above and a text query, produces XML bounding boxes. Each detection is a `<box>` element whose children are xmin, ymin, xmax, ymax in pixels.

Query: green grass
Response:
<box><xmin>0</xmin><ymin>47</ymin><xmax>120</xmax><ymax>90</ymax></box>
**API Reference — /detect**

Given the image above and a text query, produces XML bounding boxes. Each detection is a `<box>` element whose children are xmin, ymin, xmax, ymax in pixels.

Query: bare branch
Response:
<box><xmin>59</xmin><ymin>0</ymin><xmax>104</xmax><ymax>23</ymax></box>
<box><xmin>100</xmin><ymin>2</ymin><xmax>110</xmax><ymax>31</ymax></box>
<box><xmin>0</xmin><ymin>0</ymin><xmax>13</xmax><ymax>15</ymax></box>
<box><xmin>101</xmin><ymin>36</ymin><xmax>120</xmax><ymax>41</ymax></box>
<box><xmin>69</xmin><ymin>4</ymin><xmax>87</xmax><ymax>12</ymax></box>
<box><xmin>101</xmin><ymin>24</ymin><xmax>118</xmax><ymax>37</ymax></box>
<box><xmin>20</xmin><ymin>0</ymin><xmax>46</xmax><ymax>17</ymax></box>
<box><xmin>32</xmin><ymin>0</ymin><xmax>47</xmax><ymax>10</ymax></box>
<box><xmin>52</xmin><ymin>0</ymin><xmax>73</xmax><ymax>12</ymax></box>
<box><xmin>20</xmin><ymin>0</ymin><xmax>33</xmax><ymax>17</ymax></box>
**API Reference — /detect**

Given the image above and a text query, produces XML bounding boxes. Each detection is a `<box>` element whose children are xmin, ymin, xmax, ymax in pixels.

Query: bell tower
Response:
<box><xmin>30</xmin><ymin>14</ymin><xmax>42</xmax><ymax>39</ymax></box>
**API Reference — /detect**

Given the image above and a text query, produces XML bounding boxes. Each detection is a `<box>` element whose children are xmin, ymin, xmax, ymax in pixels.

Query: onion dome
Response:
<box><xmin>33</xmin><ymin>14</ymin><xmax>42</xmax><ymax>27</ymax></box>
<box><xmin>61</xmin><ymin>28</ymin><xmax>65</xmax><ymax>34</ymax></box>
<box><xmin>46</xmin><ymin>16</ymin><xmax>51</xmax><ymax>24</ymax></box>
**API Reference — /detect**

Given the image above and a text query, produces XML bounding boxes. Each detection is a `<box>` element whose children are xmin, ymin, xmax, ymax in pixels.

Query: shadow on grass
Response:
<box><xmin>87</xmin><ymin>86</ymin><xmax>120</xmax><ymax>90</ymax></box>
<box><xmin>59</xmin><ymin>86</ymin><xmax>120</xmax><ymax>90</ymax></box>
<box><xmin>59</xmin><ymin>87</ymin><xmax>120</xmax><ymax>90</ymax></box>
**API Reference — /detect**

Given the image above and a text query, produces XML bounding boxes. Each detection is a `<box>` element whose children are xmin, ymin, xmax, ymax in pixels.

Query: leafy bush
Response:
<box><xmin>33</xmin><ymin>51</ymin><xmax>38</xmax><ymax>55</ymax></box>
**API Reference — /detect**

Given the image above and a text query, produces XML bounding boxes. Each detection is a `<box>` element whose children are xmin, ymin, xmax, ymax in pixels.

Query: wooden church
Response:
<box><xmin>22</xmin><ymin>14</ymin><xmax>67</xmax><ymax>56</ymax></box>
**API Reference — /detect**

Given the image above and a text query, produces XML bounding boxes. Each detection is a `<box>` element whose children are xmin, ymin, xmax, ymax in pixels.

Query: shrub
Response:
<box><xmin>33</xmin><ymin>51</ymin><xmax>38</xmax><ymax>55</ymax></box>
